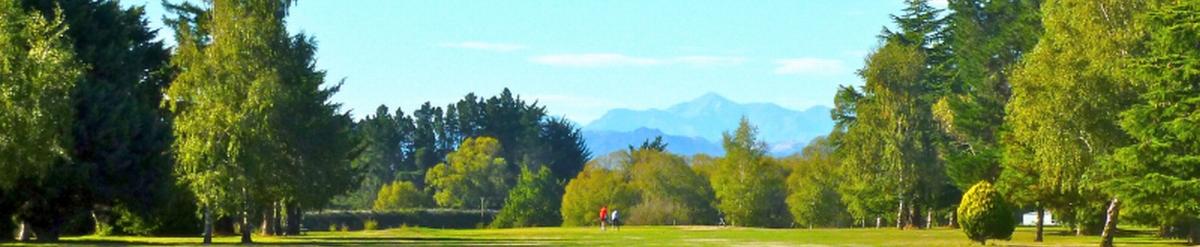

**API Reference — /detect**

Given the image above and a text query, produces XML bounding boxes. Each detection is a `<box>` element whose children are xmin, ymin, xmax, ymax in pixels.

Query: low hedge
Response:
<box><xmin>304</xmin><ymin>209</ymin><xmax>496</xmax><ymax>231</ymax></box>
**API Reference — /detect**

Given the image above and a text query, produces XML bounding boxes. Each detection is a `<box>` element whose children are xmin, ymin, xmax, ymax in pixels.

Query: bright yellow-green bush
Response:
<box><xmin>957</xmin><ymin>181</ymin><xmax>1014</xmax><ymax>244</ymax></box>
<box><xmin>373</xmin><ymin>181</ymin><xmax>432</xmax><ymax>210</ymax></box>
<box><xmin>363</xmin><ymin>219</ymin><xmax>379</xmax><ymax>231</ymax></box>
<box><xmin>560</xmin><ymin>163</ymin><xmax>638</xmax><ymax>226</ymax></box>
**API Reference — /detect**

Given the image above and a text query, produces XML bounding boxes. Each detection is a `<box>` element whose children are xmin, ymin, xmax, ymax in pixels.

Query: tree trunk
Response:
<box><xmin>32</xmin><ymin>224</ymin><xmax>58</xmax><ymax>242</ymax></box>
<box><xmin>261</xmin><ymin>201</ymin><xmax>282</xmax><ymax>236</ymax></box>
<box><xmin>203</xmin><ymin>206</ymin><xmax>213</xmax><ymax>245</ymax></box>
<box><xmin>272</xmin><ymin>201</ymin><xmax>282</xmax><ymax>235</ymax></box>
<box><xmin>1099</xmin><ymin>197</ymin><xmax>1119</xmax><ymax>247</ymax></box>
<box><xmin>1036</xmin><ymin>205</ymin><xmax>1045</xmax><ymax>242</ymax></box>
<box><xmin>91</xmin><ymin>205</ymin><xmax>114</xmax><ymax>236</ymax></box>
<box><xmin>948</xmin><ymin>210</ymin><xmax>957</xmax><ymax>229</ymax></box>
<box><xmin>285</xmin><ymin>202</ymin><xmax>301</xmax><ymax>236</ymax></box>
<box><xmin>261</xmin><ymin>205</ymin><xmax>274</xmax><ymax>236</ymax></box>
<box><xmin>908</xmin><ymin>204</ymin><xmax>920</xmax><ymax>229</ymax></box>
<box><xmin>896</xmin><ymin>200</ymin><xmax>905</xmax><ymax>229</ymax></box>
<box><xmin>240</xmin><ymin>212</ymin><xmax>252</xmax><ymax>244</ymax></box>
<box><xmin>240</xmin><ymin>187</ymin><xmax>252</xmax><ymax>244</ymax></box>
<box><xmin>16</xmin><ymin>221</ymin><xmax>31</xmax><ymax>241</ymax></box>
<box><xmin>1189</xmin><ymin>223</ymin><xmax>1200</xmax><ymax>245</ymax></box>
<box><xmin>926</xmin><ymin>210</ymin><xmax>933</xmax><ymax>229</ymax></box>
<box><xmin>1156</xmin><ymin>225</ymin><xmax>1170</xmax><ymax>238</ymax></box>
<box><xmin>216</xmin><ymin>214</ymin><xmax>235</xmax><ymax>235</ymax></box>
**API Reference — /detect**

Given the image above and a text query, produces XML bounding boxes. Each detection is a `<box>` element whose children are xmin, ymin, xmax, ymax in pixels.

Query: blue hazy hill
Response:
<box><xmin>583</xmin><ymin>93</ymin><xmax>834</xmax><ymax>156</ymax></box>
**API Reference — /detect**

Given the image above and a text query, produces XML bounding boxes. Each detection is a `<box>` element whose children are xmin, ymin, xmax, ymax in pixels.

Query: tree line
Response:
<box><xmin>341</xmin><ymin>89</ymin><xmax>590</xmax><ymax>212</ymax></box>
<box><xmin>557</xmin><ymin>0</ymin><xmax>1200</xmax><ymax>245</ymax></box>
<box><xmin>3</xmin><ymin>0</ymin><xmax>1200</xmax><ymax>246</ymax></box>
<box><xmin>0</xmin><ymin>0</ymin><xmax>592</xmax><ymax>243</ymax></box>
<box><xmin>822</xmin><ymin>0</ymin><xmax>1200</xmax><ymax>245</ymax></box>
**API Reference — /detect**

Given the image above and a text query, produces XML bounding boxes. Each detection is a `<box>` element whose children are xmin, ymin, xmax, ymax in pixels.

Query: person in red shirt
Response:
<box><xmin>599</xmin><ymin>206</ymin><xmax>608</xmax><ymax>231</ymax></box>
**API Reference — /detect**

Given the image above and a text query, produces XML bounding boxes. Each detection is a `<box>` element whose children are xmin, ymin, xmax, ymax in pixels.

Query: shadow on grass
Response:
<box><xmin>50</xmin><ymin>236</ymin><xmax>565</xmax><ymax>246</ymax></box>
<box><xmin>1113</xmin><ymin>240</ymin><xmax>1192</xmax><ymax>246</ymax></box>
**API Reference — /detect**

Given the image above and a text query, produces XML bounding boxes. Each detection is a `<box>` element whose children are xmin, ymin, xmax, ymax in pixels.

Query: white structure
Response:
<box><xmin>1021</xmin><ymin>211</ymin><xmax>1057</xmax><ymax>226</ymax></box>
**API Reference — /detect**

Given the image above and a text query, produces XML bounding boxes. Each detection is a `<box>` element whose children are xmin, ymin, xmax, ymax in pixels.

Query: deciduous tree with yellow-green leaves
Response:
<box><xmin>425</xmin><ymin>137</ymin><xmax>511</xmax><ymax>209</ymax></box>
<box><xmin>0</xmin><ymin>0</ymin><xmax>82</xmax><ymax>240</ymax></box>
<box><xmin>711</xmin><ymin>118</ymin><xmax>789</xmax><ymax>227</ymax></box>
<box><xmin>1000</xmin><ymin>0</ymin><xmax>1160</xmax><ymax>239</ymax></box>
<box><xmin>165</xmin><ymin>0</ymin><xmax>355</xmax><ymax>243</ymax></box>
<box><xmin>560</xmin><ymin>159</ymin><xmax>638</xmax><ymax>227</ymax></box>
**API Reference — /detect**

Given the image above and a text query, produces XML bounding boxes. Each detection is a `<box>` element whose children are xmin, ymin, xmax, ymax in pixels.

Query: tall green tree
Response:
<box><xmin>1001</xmin><ymin>0</ymin><xmax>1158</xmax><ymax>236</ymax></box>
<box><xmin>0</xmin><ymin>0</ymin><xmax>80</xmax><ymax>194</ymax></box>
<box><xmin>262</xmin><ymin>32</ymin><xmax>358</xmax><ymax>236</ymax></box>
<box><xmin>492</xmin><ymin>166</ymin><xmax>561</xmax><ymax>228</ymax></box>
<box><xmin>839</xmin><ymin>40</ymin><xmax>941</xmax><ymax>229</ymax></box>
<box><xmin>836</xmin><ymin>0</ymin><xmax>950</xmax><ymax>229</ymax></box>
<box><xmin>785</xmin><ymin>135</ymin><xmax>851</xmax><ymax>228</ymax></box>
<box><xmin>627</xmin><ymin>149</ymin><xmax>717</xmax><ymax>225</ymax></box>
<box><xmin>710</xmin><ymin>118</ymin><xmax>789</xmax><ymax>227</ymax></box>
<box><xmin>412</xmin><ymin>102</ymin><xmax>447</xmax><ymax>178</ymax></box>
<box><xmin>0</xmin><ymin>0</ymin><xmax>83</xmax><ymax>240</ymax></box>
<box><xmin>337</xmin><ymin>106</ymin><xmax>407</xmax><ymax>209</ymax></box>
<box><xmin>934</xmin><ymin>0</ymin><xmax>1042</xmax><ymax>191</ymax></box>
<box><xmin>164</xmin><ymin>0</ymin><xmax>301</xmax><ymax>243</ymax></box>
<box><xmin>534</xmin><ymin>117</ymin><xmax>591</xmax><ymax>183</ymax></box>
<box><xmin>18</xmin><ymin>0</ymin><xmax>177</xmax><ymax>236</ymax></box>
<box><xmin>1097</xmin><ymin>1</ymin><xmax>1200</xmax><ymax>243</ymax></box>
<box><xmin>477</xmin><ymin>89</ymin><xmax>549</xmax><ymax>172</ymax></box>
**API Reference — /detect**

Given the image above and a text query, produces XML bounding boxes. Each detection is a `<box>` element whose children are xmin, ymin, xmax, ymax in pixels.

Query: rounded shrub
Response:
<box><xmin>957</xmin><ymin>181</ymin><xmax>1015</xmax><ymax>245</ymax></box>
<box><xmin>373</xmin><ymin>181</ymin><xmax>433</xmax><ymax>211</ymax></box>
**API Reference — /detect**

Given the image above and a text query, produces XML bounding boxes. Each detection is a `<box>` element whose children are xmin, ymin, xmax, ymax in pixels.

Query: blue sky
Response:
<box><xmin>123</xmin><ymin>0</ymin><xmax>944</xmax><ymax>124</ymax></box>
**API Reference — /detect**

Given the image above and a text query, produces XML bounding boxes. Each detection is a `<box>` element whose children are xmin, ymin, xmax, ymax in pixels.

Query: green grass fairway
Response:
<box><xmin>2</xmin><ymin>226</ymin><xmax>1187</xmax><ymax>246</ymax></box>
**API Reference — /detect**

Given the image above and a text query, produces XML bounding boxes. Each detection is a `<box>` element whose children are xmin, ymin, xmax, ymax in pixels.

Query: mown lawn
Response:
<box><xmin>0</xmin><ymin>226</ymin><xmax>1188</xmax><ymax>246</ymax></box>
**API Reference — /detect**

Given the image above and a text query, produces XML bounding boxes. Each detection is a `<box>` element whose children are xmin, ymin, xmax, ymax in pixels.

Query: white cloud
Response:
<box><xmin>526</xmin><ymin>94</ymin><xmax>626</xmax><ymax>124</ymax></box>
<box><xmin>774</xmin><ymin>58</ymin><xmax>845</xmax><ymax>75</ymax></box>
<box><xmin>439</xmin><ymin>41</ymin><xmax>526</xmax><ymax>52</ymax></box>
<box><xmin>674</xmin><ymin>56</ymin><xmax>747</xmax><ymax>67</ymax></box>
<box><xmin>530</xmin><ymin>53</ymin><xmax>745</xmax><ymax>68</ymax></box>
<box><xmin>530</xmin><ymin>53</ymin><xmax>663</xmax><ymax>67</ymax></box>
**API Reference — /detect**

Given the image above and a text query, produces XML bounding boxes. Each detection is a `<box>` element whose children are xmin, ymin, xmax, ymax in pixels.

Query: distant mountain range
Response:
<box><xmin>582</xmin><ymin>93</ymin><xmax>834</xmax><ymax>157</ymax></box>
<box><xmin>583</xmin><ymin>128</ymin><xmax>722</xmax><ymax>156</ymax></box>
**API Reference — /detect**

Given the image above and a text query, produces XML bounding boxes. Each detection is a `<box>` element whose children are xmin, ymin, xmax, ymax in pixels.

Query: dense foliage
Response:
<box><xmin>835</xmin><ymin>0</ymin><xmax>953</xmax><ymax>228</ymax></box>
<box><xmin>956</xmin><ymin>181</ymin><xmax>1014</xmax><ymax>244</ymax></box>
<box><xmin>373</xmin><ymin>181</ymin><xmax>432</xmax><ymax>210</ymax></box>
<box><xmin>627</xmin><ymin>149</ymin><xmax>718</xmax><ymax>225</ymax></box>
<box><xmin>492</xmin><ymin>166</ymin><xmax>561</xmax><ymax>228</ymax></box>
<box><xmin>335</xmin><ymin>89</ymin><xmax>591</xmax><ymax>211</ymax></box>
<box><xmin>1097</xmin><ymin>0</ymin><xmax>1200</xmax><ymax>242</ymax></box>
<box><xmin>5</xmin><ymin>0</ymin><xmax>1200</xmax><ymax>246</ymax></box>
<box><xmin>560</xmin><ymin>162</ymin><xmax>638</xmax><ymax>226</ymax></box>
<box><xmin>784</xmin><ymin>136</ymin><xmax>850</xmax><ymax>228</ymax></box>
<box><xmin>426</xmin><ymin>137</ymin><xmax>511</xmax><ymax>209</ymax></box>
<box><xmin>711</xmin><ymin>118</ymin><xmax>790</xmax><ymax>227</ymax></box>
<box><xmin>19</xmin><ymin>0</ymin><xmax>178</xmax><ymax>236</ymax></box>
<box><xmin>0</xmin><ymin>0</ymin><xmax>82</xmax><ymax>240</ymax></box>
<box><xmin>164</xmin><ymin>0</ymin><xmax>357</xmax><ymax>243</ymax></box>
